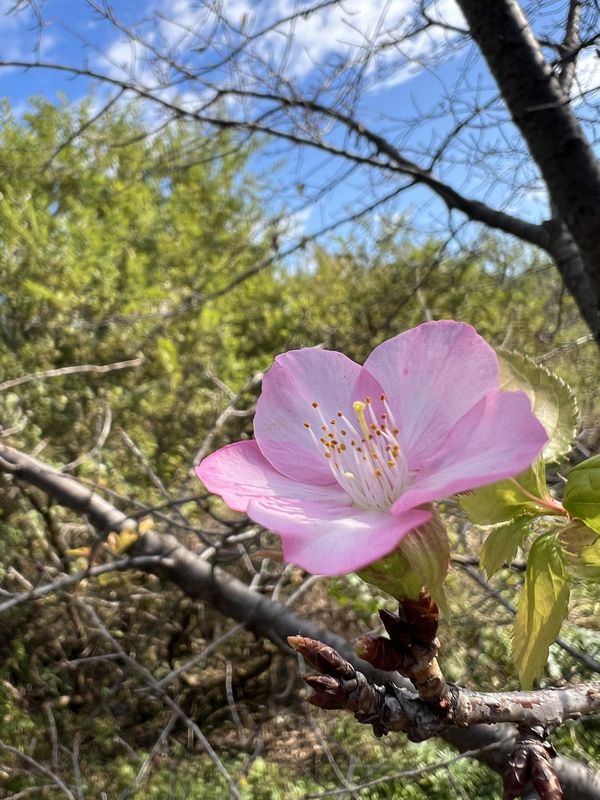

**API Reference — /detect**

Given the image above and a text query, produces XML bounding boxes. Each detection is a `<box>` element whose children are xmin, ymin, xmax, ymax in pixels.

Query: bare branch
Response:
<box><xmin>0</xmin><ymin>555</ymin><xmax>166</xmax><ymax>614</ymax></box>
<box><xmin>0</xmin><ymin>356</ymin><xmax>144</xmax><ymax>393</ymax></box>
<box><xmin>0</xmin><ymin>741</ymin><xmax>75</xmax><ymax>800</ymax></box>
<box><xmin>77</xmin><ymin>599</ymin><xmax>242</xmax><ymax>800</ymax></box>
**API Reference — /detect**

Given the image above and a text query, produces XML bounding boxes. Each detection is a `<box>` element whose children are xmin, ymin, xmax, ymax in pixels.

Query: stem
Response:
<box><xmin>509</xmin><ymin>478</ymin><xmax>567</xmax><ymax>515</ymax></box>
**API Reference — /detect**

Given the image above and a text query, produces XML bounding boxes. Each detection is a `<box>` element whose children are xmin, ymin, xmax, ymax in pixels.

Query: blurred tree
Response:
<box><xmin>3</xmin><ymin>1</ymin><xmax>600</xmax><ymax>343</ymax></box>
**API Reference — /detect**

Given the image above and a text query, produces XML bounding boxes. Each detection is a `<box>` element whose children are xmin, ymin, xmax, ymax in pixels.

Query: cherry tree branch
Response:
<box><xmin>1</xmin><ymin>441</ymin><xmax>600</xmax><ymax>796</ymax></box>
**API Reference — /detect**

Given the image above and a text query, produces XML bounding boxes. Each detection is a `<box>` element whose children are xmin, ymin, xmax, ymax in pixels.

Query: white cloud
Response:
<box><xmin>102</xmin><ymin>36</ymin><xmax>158</xmax><ymax>85</ymax></box>
<box><xmin>154</xmin><ymin>0</ymin><xmax>460</xmax><ymax>87</ymax></box>
<box><xmin>574</xmin><ymin>48</ymin><xmax>600</xmax><ymax>104</ymax></box>
<box><xmin>0</xmin><ymin>0</ymin><xmax>57</xmax><ymax>62</ymax></box>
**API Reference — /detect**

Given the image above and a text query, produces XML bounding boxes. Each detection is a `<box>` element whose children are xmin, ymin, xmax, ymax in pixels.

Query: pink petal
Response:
<box><xmin>391</xmin><ymin>390</ymin><xmax>548</xmax><ymax>513</ymax></box>
<box><xmin>254</xmin><ymin>348</ymin><xmax>367</xmax><ymax>484</ymax></box>
<box><xmin>196</xmin><ymin>440</ymin><xmax>348</xmax><ymax>512</ymax></box>
<box><xmin>363</xmin><ymin>321</ymin><xmax>500</xmax><ymax>465</ymax></box>
<box><xmin>246</xmin><ymin>495</ymin><xmax>431</xmax><ymax>575</ymax></box>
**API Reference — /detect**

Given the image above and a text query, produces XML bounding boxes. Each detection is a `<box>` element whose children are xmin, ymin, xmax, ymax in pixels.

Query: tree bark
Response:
<box><xmin>456</xmin><ymin>0</ymin><xmax>600</xmax><ymax>339</ymax></box>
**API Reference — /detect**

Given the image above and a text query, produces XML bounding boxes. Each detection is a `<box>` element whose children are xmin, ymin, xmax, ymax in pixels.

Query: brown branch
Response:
<box><xmin>1</xmin><ymin>441</ymin><xmax>600</xmax><ymax>797</ymax></box>
<box><xmin>0</xmin><ymin>741</ymin><xmax>75</xmax><ymax>800</ymax></box>
<box><xmin>76</xmin><ymin>598</ymin><xmax>242</xmax><ymax>800</ymax></box>
<box><xmin>290</xmin><ymin>635</ymin><xmax>600</xmax><ymax>735</ymax></box>
<box><xmin>455</xmin><ymin>0</ymin><xmax>600</xmax><ymax>335</ymax></box>
<box><xmin>205</xmin><ymin>86</ymin><xmax>551</xmax><ymax>250</ymax></box>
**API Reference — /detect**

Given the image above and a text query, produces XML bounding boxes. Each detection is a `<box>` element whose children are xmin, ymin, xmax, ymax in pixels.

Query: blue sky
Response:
<box><xmin>1</xmin><ymin>0</ymin><xmax>596</xmax><ymax>249</ymax></box>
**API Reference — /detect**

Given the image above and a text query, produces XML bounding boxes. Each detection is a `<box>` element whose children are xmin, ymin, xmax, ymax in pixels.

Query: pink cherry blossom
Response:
<box><xmin>196</xmin><ymin>321</ymin><xmax>548</xmax><ymax>575</ymax></box>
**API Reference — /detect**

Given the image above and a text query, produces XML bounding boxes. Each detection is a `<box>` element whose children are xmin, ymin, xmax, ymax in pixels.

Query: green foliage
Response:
<box><xmin>564</xmin><ymin>454</ymin><xmax>600</xmax><ymax>533</ymax></box>
<box><xmin>459</xmin><ymin>459</ymin><xmax>550</xmax><ymax>525</ymax></box>
<box><xmin>480</xmin><ymin>517</ymin><xmax>531</xmax><ymax>579</ymax></box>
<box><xmin>559</xmin><ymin>520</ymin><xmax>600</xmax><ymax>579</ymax></box>
<box><xmin>513</xmin><ymin>535</ymin><xmax>570</xmax><ymax>689</ymax></box>
<box><xmin>498</xmin><ymin>350</ymin><xmax>578</xmax><ymax>462</ymax></box>
<box><xmin>1</xmin><ymin>94</ymin><xmax>599</xmax><ymax>798</ymax></box>
<box><xmin>0</xmin><ymin>96</ymin><xmax>282</xmax><ymax>487</ymax></box>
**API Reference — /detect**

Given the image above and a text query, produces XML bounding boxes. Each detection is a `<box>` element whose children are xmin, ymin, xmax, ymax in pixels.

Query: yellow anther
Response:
<box><xmin>353</xmin><ymin>400</ymin><xmax>371</xmax><ymax>441</ymax></box>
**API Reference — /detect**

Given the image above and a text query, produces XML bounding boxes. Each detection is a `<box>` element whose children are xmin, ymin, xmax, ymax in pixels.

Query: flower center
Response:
<box><xmin>304</xmin><ymin>395</ymin><xmax>411</xmax><ymax>511</ymax></box>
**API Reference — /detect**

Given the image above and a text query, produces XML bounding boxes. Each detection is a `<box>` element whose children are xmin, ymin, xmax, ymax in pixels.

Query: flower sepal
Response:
<box><xmin>357</xmin><ymin>509</ymin><xmax>450</xmax><ymax>615</ymax></box>
<box><xmin>356</xmin><ymin>549</ymin><xmax>423</xmax><ymax>602</ymax></box>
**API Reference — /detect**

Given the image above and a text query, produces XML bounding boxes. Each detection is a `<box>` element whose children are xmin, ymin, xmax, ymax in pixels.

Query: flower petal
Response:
<box><xmin>391</xmin><ymin>389</ymin><xmax>548</xmax><ymax>513</ymax></box>
<box><xmin>363</xmin><ymin>321</ymin><xmax>500</xmax><ymax>465</ymax></box>
<box><xmin>196</xmin><ymin>440</ymin><xmax>349</xmax><ymax>512</ymax></box>
<box><xmin>254</xmin><ymin>348</ymin><xmax>366</xmax><ymax>484</ymax></box>
<box><xmin>246</xmin><ymin>495</ymin><xmax>431</xmax><ymax>575</ymax></box>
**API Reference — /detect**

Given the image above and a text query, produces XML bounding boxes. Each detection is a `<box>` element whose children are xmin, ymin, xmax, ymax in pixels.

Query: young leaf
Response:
<box><xmin>480</xmin><ymin>517</ymin><xmax>531</xmax><ymax>579</ymax></box>
<box><xmin>459</xmin><ymin>458</ymin><xmax>551</xmax><ymax>525</ymax></box>
<box><xmin>563</xmin><ymin>455</ymin><xmax>600</xmax><ymax>533</ymax></box>
<box><xmin>498</xmin><ymin>350</ymin><xmax>578</xmax><ymax>462</ymax></box>
<box><xmin>558</xmin><ymin>520</ymin><xmax>600</xmax><ymax>580</ymax></box>
<box><xmin>513</xmin><ymin>535</ymin><xmax>570</xmax><ymax>689</ymax></box>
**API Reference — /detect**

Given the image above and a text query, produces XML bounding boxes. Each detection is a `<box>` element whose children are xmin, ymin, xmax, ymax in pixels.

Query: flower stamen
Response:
<box><xmin>306</xmin><ymin>398</ymin><xmax>411</xmax><ymax>511</ymax></box>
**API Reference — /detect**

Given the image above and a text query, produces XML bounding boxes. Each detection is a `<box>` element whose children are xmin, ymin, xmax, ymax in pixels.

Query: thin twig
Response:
<box><xmin>0</xmin><ymin>357</ymin><xmax>144</xmax><ymax>393</ymax></box>
<box><xmin>78</xmin><ymin>600</ymin><xmax>242</xmax><ymax>800</ymax></box>
<box><xmin>0</xmin><ymin>741</ymin><xmax>75</xmax><ymax>800</ymax></box>
<box><xmin>0</xmin><ymin>555</ymin><xmax>166</xmax><ymax>614</ymax></box>
<box><xmin>304</xmin><ymin>738</ymin><xmax>513</xmax><ymax>797</ymax></box>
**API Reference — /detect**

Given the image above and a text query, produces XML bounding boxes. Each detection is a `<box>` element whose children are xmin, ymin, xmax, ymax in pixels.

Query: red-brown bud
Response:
<box><xmin>288</xmin><ymin>635</ymin><xmax>356</xmax><ymax>679</ymax></box>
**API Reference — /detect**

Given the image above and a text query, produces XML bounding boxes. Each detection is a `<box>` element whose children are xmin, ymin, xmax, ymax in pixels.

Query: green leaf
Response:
<box><xmin>513</xmin><ymin>535</ymin><xmax>570</xmax><ymax>689</ymax></box>
<box><xmin>459</xmin><ymin>458</ymin><xmax>552</xmax><ymax>525</ymax></box>
<box><xmin>558</xmin><ymin>520</ymin><xmax>600</xmax><ymax>579</ymax></box>
<box><xmin>563</xmin><ymin>455</ymin><xmax>600</xmax><ymax>533</ymax></box>
<box><xmin>480</xmin><ymin>517</ymin><xmax>531</xmax><ymax>579</ymax></box>
<box><xmin>498</xmin><ymin>350</ymin><xmax>578</xmax><ymax>463</ymax></box>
